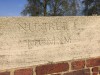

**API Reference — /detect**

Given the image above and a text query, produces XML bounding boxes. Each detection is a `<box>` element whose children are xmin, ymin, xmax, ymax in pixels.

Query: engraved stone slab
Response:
<box><xmin>0</xmin><ymin>17</ymin><xmax>100</xmax><ymax>70</ymax></box>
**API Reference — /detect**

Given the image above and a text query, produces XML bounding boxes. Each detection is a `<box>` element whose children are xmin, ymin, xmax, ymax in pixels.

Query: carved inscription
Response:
<box><xmin>18</xmin><ymin>22</ymin><xmax>69</xmax><ymax>32</ymax></box>
<box><xmin>16</xmin><ymin>22</ymin><xmax>74</xmax><ymax>49</ymax></box>
<box><xmin>19</xmin><ymin>36</ymin><xmax>71</xmax><ymax>49</ymax></box>
<box><xmin>7</xmin><ymin>18</ymin><xmax>87</xmax><ymax>49</ymax></box>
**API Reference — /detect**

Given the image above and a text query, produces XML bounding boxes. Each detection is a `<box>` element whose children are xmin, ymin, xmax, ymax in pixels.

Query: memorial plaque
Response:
<box><xmin>0</xmin><ymin>17</ymin><xmax>100</xmax><ymax>70</ymax></box>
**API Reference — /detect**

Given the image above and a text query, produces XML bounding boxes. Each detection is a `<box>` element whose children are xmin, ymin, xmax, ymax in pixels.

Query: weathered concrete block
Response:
<box><xmin>0</xmin><ymin>17</ymin><xmax>100</xmax><ymax>70</ymax></box>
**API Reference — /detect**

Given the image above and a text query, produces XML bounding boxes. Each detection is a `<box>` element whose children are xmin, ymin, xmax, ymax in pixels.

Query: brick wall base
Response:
<box><xmin>0</xmin><ymin>57</ymin><xmax>100</xmax><ymax>75</ymax></box>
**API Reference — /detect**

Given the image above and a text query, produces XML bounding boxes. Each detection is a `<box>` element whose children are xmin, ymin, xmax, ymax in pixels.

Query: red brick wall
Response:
<box><xmin>0</xmin><ymin>57</ymin><xmax>100</xmax><ymax>75</ymax></box>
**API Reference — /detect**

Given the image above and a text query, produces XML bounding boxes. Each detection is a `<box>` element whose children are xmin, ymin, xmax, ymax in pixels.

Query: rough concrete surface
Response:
<box><xmin>0</xmin><ymin>17</ymin><xmax>100</xmax><ymax>70</ymax></box>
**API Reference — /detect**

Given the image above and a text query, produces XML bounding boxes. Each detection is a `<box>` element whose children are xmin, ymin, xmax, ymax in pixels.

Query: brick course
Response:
<box><xmin>71</xmin><ymin>60</ymin><xmax>85</xmax><ymax>70</ymax></box>
<box><xmin>14</xmin><ymin>68</ymin><xmax>33</xmax><ymax>75</ymax></box>
<box><xmin>0</xmin><ymin>57</ymin><xmax>100</xmax><ymax>75</ymax></box>
<box><xmin>36</xmin><ymin>63</ymin><xmax>69</xmax><ymax>75</ymax></box>
<box><xmin>63</xmin><ymin>69</ymin><xmax>90</xmax><ymax>75</ymax></box>
<box><xmin>0</xmin><ymin>72</ymin><xmax>10</xmax><ymax>75</ymax></box>
<box><xmin>86</xmin><ymin>58</ymin><xmax>100</xmax><ymax>67</ymax></box>
<box><xmin>92</xmin><ymin>67</ymin><xmax>99</xmax><ymax>75</ymax></box>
